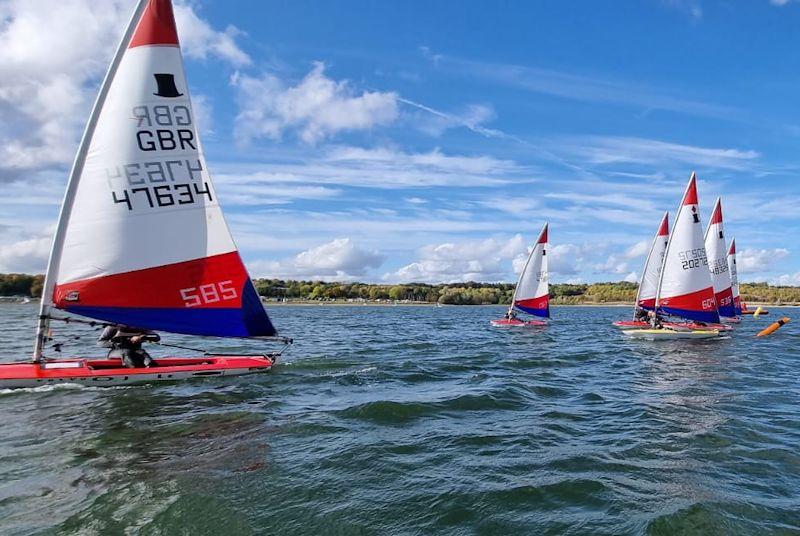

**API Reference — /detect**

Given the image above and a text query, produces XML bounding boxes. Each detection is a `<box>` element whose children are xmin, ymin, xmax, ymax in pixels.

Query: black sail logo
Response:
<box><xmin>153</xmin><ymin>73</ymin><xmax>183</xmax><ymax>98</ymax></box>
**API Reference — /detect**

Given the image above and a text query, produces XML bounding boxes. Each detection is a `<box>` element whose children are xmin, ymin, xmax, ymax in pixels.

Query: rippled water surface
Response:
<box><xmin>1</xmin><ymin>304</ymin><xmax>799</xmax><ymax>535</ymax></box>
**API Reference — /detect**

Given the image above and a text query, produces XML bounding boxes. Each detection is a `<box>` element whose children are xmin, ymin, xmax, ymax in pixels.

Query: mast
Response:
<box><xmin>511</xmin><ymin>223</ymin><xmax>548</xmax><ymax>308</ymax></box>
<box><xmin>33</xmin><ymin>0</ymin><xmax>149</xmax><ymax>362</ymax></box>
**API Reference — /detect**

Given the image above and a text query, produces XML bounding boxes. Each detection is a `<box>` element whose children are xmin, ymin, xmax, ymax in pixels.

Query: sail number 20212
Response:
<box><xmin>180</xmin><ymin>280</ymin><xmax>237</xmax><ymax>307</ymax></box>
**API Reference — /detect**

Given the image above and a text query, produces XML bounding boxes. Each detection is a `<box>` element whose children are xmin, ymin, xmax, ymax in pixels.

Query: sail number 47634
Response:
<box><xmin>180</xmin><ymin>280</ymin><xmax>237</xmax><ymax>307</ymax></box>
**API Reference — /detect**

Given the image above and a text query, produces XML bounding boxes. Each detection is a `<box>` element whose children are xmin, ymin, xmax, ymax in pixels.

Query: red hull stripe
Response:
<box><xmin>130</xmin><ymin>0</ymin><xmax>180</xmax><ymax>48</ymax></box>
<box><xmin>515</xmin><ymin>296</ymin><xmax>550</xmax><ymax>318</ymax></box>
<box><xmin>638</xmin><ymin>298</ymin><xmax>656</xmax><ymax>310</ymax></box>
<box><xmin>715</xmin><ymin>287</ymin><xmax>736</xmax><ymax>318</ymax></box>
<box><xmin>658</xmin><ymin>287</ymin><xmax>716</xmax><ymax>312</ymax></box>
<box><xmin>658</xmin><ymin>286</ymin><xmax>720</xmax><ymax>323</ymax></box>
<box><xmin>55</xmin><ymin>252</ymin><xmax>248</xmax><ymax>309</ymax></box>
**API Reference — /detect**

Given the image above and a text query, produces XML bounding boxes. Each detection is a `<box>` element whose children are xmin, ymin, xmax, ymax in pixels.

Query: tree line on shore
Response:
<box><xmin>2</xmin><ymin>273</ymin><xmax>799</xmax><ymax>305</ymax></box>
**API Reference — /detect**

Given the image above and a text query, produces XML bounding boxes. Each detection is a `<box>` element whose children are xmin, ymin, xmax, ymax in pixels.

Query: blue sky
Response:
<box><xmin>1</xmin><ymin>0</ymin><xmax>799</xmax><ymax>284</ymax></box>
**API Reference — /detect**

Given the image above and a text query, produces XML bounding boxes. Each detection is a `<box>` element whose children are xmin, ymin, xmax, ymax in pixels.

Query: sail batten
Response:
<box><xmin>34</xmin><ymin>0</ymin><xmax>274</xmax><ymax>360</ymax></box>
<box><xmin>656</xmin><ymin>173</ymin><xmax>720</xmax><ymax>323</ymax></box>
<box><xmin>513</xmin><ymin>223</ymin><xmax>549</xmax><ymax>318</ymax></box>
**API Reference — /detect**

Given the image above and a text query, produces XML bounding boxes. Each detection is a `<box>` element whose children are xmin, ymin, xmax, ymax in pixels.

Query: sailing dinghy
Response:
<box><xmin>491</xmin><ymin>223</ymin><xmax>549</xmax><ymax>327</ymax></box>
<box><xmin>624</xmin><ymin>173</ymin><xmax>722</xmax><ymax>339</ymax></box>
<box><xmin>612</xmin><ymin>212</ymin><xmax>730</xmax><ymax>332</ymax></box>
<box><xmin>704</xmin><ymin>198</ymin><xmax>738</xmax><ymax>321</ymax></box>
<box><xmin>0</xmin><ymin>0</ymin><xmax>290</xmax><ymax>388</ymax></box>
<box><xmin>727</xmin><ymin>238</ymin><xmax>747</xmax><ymax>316</ymax></box>
<box><xmin>613</xmin><ymin>212</ymin><xmax>669</xmax><ymax>330</ymax></box>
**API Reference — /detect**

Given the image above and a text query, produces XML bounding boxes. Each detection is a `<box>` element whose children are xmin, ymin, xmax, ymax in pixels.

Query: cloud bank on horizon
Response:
<box><xmin>1</xmin><ymin>0</ymin><xmax>799</xmax><ymax>285</ymax></box>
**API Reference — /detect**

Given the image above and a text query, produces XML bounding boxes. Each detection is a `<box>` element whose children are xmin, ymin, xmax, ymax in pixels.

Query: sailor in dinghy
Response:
<box><xmin>624</xmin><ymin>173</ymin><xmax>722</xmax><ymax>340</ymax></box>
<box><xmin>491</xmin><ymin>223</ymin><xmax>550</xmax><ymax>328</ymax></box>
<box><xmin>0</xmin><ymin>0</ymin><xmax>290</xmax><ymax>389</ymax></box>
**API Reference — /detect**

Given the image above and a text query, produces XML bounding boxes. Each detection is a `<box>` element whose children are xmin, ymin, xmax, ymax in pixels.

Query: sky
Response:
<box><xmin>1</xmin><ymin>0</ymin><xmax>799</xmax><ymax>285</ymax></box>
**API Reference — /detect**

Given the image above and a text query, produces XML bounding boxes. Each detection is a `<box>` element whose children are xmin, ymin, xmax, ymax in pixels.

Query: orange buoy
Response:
<box><xmin>756</xmin><ymin>317</ymin><xmax>790</xmax><ymax>337</ymax></box>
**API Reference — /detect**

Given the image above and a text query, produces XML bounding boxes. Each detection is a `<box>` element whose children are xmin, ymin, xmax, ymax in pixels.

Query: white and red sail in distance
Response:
<box><xmin>656</xmin><ymin>173</ymin><xmax>720</xmax><ymax>323</ymax></box>
<box><xmin>635</xmin><ymin>212</ymin><xmax>669</xmax><ymax>312</ymax></box>
<box><xmin>728</xmin><ymin>238</ymin><xmax>742</xmax><ymax>316</ymax></box>
<box><xmin>41</xmin><ymin>0</ymin><xmax>275</xmax><ymax>338</ymax></box>
<box><xmin>704</xmin><ymin>198</ymin><xmax>736</xmax><ymax>318</ymax></box>
<box><xmin>513</xmin><ymin>223</ymin><xmax>550</xmax><ymax>318</ymax></box>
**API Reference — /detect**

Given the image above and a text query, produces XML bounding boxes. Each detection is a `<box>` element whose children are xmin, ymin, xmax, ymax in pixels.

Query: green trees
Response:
<box><xmin>0</xmin><ymin>274</ymin><xmax>44</xmax><ymax>297</ymax></box>
<box><xmin>3</xmin><ymin>273</ymin><xmax>800</xmax><ymax>304</ymax></box>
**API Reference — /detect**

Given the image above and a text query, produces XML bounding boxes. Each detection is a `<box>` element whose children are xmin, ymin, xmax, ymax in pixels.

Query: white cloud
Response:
<box><xmin>401</xmin><ymin>99</ymin><xmax>504</xmax><ymax>138</ymax></box>
<box><xmin>770</xmin><ymin>0</ymin><xmax>791</xmax><ymax>6</ymax></box>
<box><xmin>250</xmin><ymin>238</ymin><xmax>385</xmax><ymax>281</ymax></box>
<box><xmin>624</xmin><ymin>271</ymin><xmax>639</xmax><ymax>283</ymax></box>
<box><xmin>217</xmin><ymin>146</ymin><xmax>523</xmax><ymax>189</ymax></box>
<box><xmin>233</xmin><ymin>62</ymin><xmax>399</xmax><ymax>145</ymax></box>
<box><xmin>386</xmin><ymin>235</ymin><xmax>527</xmax><ymax>283</ymax></box>
<box><xmin>174</xmin><ymin>3</ymin><xmax>251</xmax><ymax>67</ymax></box>
<box><xmin>0</xmin><ymin>236</ymin><xmax>51</xmax><ymax>273</ymax></box>
<box><xmin>737</xmin><ymin>248</ymin><xmax>790</xmax><ymax>273</ymax></box>
<box><xmin>625</xmin><ymin>240</ymin><xmax>650</xmax><ymax>259</ymax></box>
<box><xmin>772</xmin><ymin>272</ymin><xmax>800</xmax><ymax>285</ymax></box>
<box><xmin>425</xmin><ymin>51</ymin><xmax>738</xmax><ymax>121</ymax></box>
<box><xmin>0</xmin><ymin>0</ymin><xmax>249</xmax><ymax>173</ymax></box>
<box><xmin>559</xmin><ymin>136</ymin><xmax>759</xmax><ymax>171</ymax></box>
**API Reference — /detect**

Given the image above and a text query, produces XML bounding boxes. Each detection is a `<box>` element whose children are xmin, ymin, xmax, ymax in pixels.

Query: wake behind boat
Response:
<box><xmin>491</xmin><ymin>223</ymin><xmax>550</xmax><ymax>328</ymax></box>
<box><xmin>5</xmin><ymin>0</ymin><xmax>290</xmax><ymax>389</ymax></box>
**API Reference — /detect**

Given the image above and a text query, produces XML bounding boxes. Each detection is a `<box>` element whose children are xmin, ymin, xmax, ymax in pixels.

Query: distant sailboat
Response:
<box><xmin>728</xmin><ymin>238</ymin><xmax>742</xmax><ymax>315</ymax></box>
<box><xmin>491</xmin><ymin>223</ymin><xmax>549</xmax><ymax>327</ymax></box>
<box><xmin>0</xmin><ymin>0</ymin><xmax>289</xmax><ymax>388</ymax></box>
<box><xmin>625</xmin><ymin>173</ymin><xmax>721</xmax><ymax>339</ymax></box>
<box><xmin>703</xmin><ymin>198</ymin><xmax>737</xmax><ymax>320</ymax></box>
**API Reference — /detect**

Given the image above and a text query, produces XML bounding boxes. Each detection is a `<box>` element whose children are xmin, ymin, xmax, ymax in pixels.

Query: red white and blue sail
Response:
<box><xmin>656</xmin><ymin>173</ymin><xmax>720</xmax><ymax>323</ymax></box>
<box><xmin>728</xmin><ymin>238</ymin><xmax>742</xmax><ymax>316</ymax></box>
<box><xmin>513</xmin><ymin>223</ymin><xmax>549</xmax><ymax>318</ymax></box>
<box><xmin>635</xmin><ymin>212</ymin><xmax>669</xmax><ymax>312</ymax></box>
<box><xmin>703</xmin><ymin>198</ymin><xmax>736</xmax><ymax>318</ymax></box>
<box><xmin>38</xmin><ymin>0</ymin><xmax>275</xmax><ymax>340</ymax></box>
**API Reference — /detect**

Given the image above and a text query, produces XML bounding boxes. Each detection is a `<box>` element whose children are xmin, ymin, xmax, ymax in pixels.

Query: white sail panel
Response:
<box><xmin>636</xmin><ymin>212</ymin><xmax>669</xmax><ymax>311</ymax></box>
<box><xmin>513</xmin><ymin>223</ymin><xmax>549</xmax><ymax>318</ymax></box>
<box><xmin>703</xmin><ymin>198</ymin><xmax>736</xmax><ymax>317</ymax></box>
<box><xmin>728</xmin><ymin>238</ymin><xmax>742</xmax><ymax>315</ymax></box>
<box><xmin>37</xmin><ymin>0</ymin><xmax>274</xmax><ymax>343</ymax></box>
<box><xmin>656</xmin><ymin>173</ymin><xmax>719</xmax><ymax>323</ymax></box>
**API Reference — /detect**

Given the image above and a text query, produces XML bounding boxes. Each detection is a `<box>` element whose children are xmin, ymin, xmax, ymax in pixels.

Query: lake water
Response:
<box><xmin>0</xmin><ymin>304</ymin><xmax>798</xmax><ymax>535</ymax></box>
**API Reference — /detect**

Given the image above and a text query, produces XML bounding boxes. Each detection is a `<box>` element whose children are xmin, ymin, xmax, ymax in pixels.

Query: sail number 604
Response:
<box><xmin>180</xmin><ymin>280</ymin><xmax>237</xmax><ymax>307</ymax></box>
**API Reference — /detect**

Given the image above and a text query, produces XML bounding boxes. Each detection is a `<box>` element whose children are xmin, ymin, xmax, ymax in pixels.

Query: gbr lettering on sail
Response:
<box><xmin>108</xmin><ymin>100</ymin><xmax>212</xmax><ymax>212</ymax></box>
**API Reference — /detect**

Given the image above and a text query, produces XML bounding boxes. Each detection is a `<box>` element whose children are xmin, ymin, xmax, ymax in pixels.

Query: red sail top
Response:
<box><xmin>658</xmin><ymin>212</ymin><xmax>670</xmax><ymax>236</ymax></box>
<box><xmin>728</xmin><ymin>238</ymin><xmax>736</xmax><ymax>255</ymax></box>
<box><xmin>130</xmin><ymin>0</ymin><xmax>180</xmax><ymax>48</ymax></box>
<box><xmin>710</xmin><ymin>198</ymin><xmax>723</xmax><ymax>225</ymax></box>
<box><xmin>538</xmin><ymin>223</ymin><xmax>548</xmax><ymax>244</ymax></box>
<box><xmin>683</xmin><ymin>172</ymin><xmax>699</xmax><ymax>206</ymax></box>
